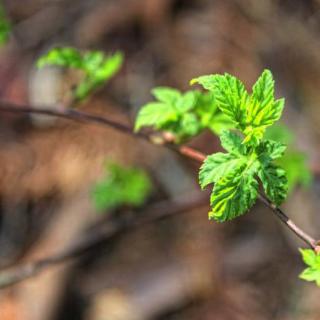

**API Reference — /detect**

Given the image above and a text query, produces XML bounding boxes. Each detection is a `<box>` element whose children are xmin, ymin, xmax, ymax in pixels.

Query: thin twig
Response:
<box><xmin>0</xmin><ymin>100</ymin><xmax>145</xmax><ymax>139</ymax></box>
<box><xmin>0</xmin><ymin>192</ymin><xmax>209</xmax><ymax>288</ymax></box>
<box><xmin>0</xmin><ymin>102</ymin><xmax>318</xmax><ymax>248</ymax></box>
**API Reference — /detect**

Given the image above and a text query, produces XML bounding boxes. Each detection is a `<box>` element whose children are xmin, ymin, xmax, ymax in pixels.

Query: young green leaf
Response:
<box><xmin>209</xmin><ymin>164</ymin><xmax>258</xmax><ymax>222</ymax></box>
<box><xmin>278</xmin><ymin>151</ymin><xmax>312</xmax><ymax>192</ymax></box>
<box><xmin>192</xmin><ymin>73</ymin><xmax>249</xmax><ymax>127</ymax></box>
<box><xmin>135</xmin><ymin>88</ymin><xmax>197</xmax><ymax>142</ymax></box>
<box><xmin>257</xmin><ymin>163</ymin><xmax>288</xmax><ymax>206</ymax></box>
<box><xmin>37</xmin><ymin>47</ymin><xmax>83</xmax><ymax>69</ymax></box>
<box><xmin>37</xmin><ymin>48</ymin><xmax>123</xmax><ymax>102</ymax></box>
<box><xmin>151</xmin><ymin>87</ymin><xmax>181</xmax><ymax>104</ymax></box>
<box><xmin>219</xmin><ymin>130</ymin><xmax>244</xmax><ymax>156</ymax></box>
<box><xmin>82</xmin><ymin>51</ymin><xmax>105</xmax><ymax>73</ymax></box>
<box><xmin>207</xmin><ymin>113</ymin><xmax>234</xmax><ymax>135</ymax></box>
<box><xmin>175</xmin><ymin>91</ymin><xmax>197</xmax><ymax>112</ymax></box>
<box><xmin>193</xmin><ymin>91</ymin><xmax>233</xmax><ymax>135</ymax></box>
<box><xmin>74</xmin><ymin>79</ymin><xmax>96</xmax><ymax>101</ymax></box>
<box><xmin>179</xmin><ymin>113</ymin><xmax>201</xmax><ymax>137</ymax></box>
<box><xmin>134</xmin><ymin>102</ymin><xmax>177</xmax><ymax>131</ymax></box>
<box><xmin>76</xmin><ymin>52</ymin><xmax>123</xmax><ymax>100</ymax></box>
<box><xmin>265</xmin><ymin>124</ymin><xmax>294</xmax><ymax>145</ymax></box>
<box><xmin>135</xmin><ymin>87</ymin><xmax>234</xmax><ymax>143</ymax></box>
<box><xmin>91</xmin><ymin>163</ymin><xmax>151</xmax><ymax>212</ymax></box>
<box><xmin>266</xmin><ymin>124</ymin><xmax>312</xmax><ymax>192</ymax></box>
<box><xmin>199</xmin><ymin>129</ymin><xmax>247</xmax><ymax>189</ymax></box>
<box><xmin>247</xmin><ymin>70</ymin><xmax>281</xmax><ymax>127</ymax></box>
<box><xmin>256</xmin><ymin>139</ymin><xmax>287</xmax><ymax>163</ymax></box>
<box><xmin>299</xmin><ymin>249</ymin><xmax>320</xmax><ymax>286</ymax></box>
<box><xmin>0</xmin><ymin>2</ymin><xmax>11</xmax><ymax>45</ymax></box>
<box><xmin>192</xmin><ymin>69</ymin><xmax>285</xmax><ymax>145</ymax></box>
<box><xmin>93</xmin><ymin>52</ymin><xmax>123</xmax><ymax>82</ymax></box>
<box><xmin>199</xmin><ymin>153</ymin><xmax>241</xmax><ymax>189</ymax></box>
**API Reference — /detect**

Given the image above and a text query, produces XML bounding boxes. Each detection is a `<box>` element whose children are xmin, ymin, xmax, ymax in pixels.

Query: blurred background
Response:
<box><xmin>0</xmin><ymin>0</ymin><xmax>320</xmax><ymax>319</ymax></box>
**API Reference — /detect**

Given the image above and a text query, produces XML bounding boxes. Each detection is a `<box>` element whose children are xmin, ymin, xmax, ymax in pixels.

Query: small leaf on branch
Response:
<box><xmin>134</xmin><ymin>102</ymin><xmax>177</xmax><ymax>131</ymax></box>
<box><xmin>192</xmin><ymin>73</ymin><xmax>249</xmax><ymax>127</ymax></box>
<box><xmin>220</xmin><ymin>130</ymin><xmax>245</xmax><ymax>156</ymax></box>
<box><xmin>37</xmin><ymin>48</ymin><xmax>123</xmax><ymax>101</ymax></box>
<box><xmin>0</xmin><ymin>2</ymin><xmax>11</xmax><ymax>46</ymax></box>
<box><xmin>199</xmin><ymin>153</ymin><xmax>241</xmax><ymax>189</ymax></box>
<box><xmin>299</xmin><ymin>249</ymin><xmax>320</xmax><ymax>286</ymax></box>
<box><xmin>192</xmin><ymin>69</ymin><xmax>285</xmax><ymax>145</ymax></box>
<box><xmin>257</xmin><ymin>163</ymin><xmax>288</xmax><ymax>206</ymax></box>
<box><xmin>151</xmin><ymin>87</ymin><xmax>181</xmax><ymax>104</ymax></box>
<box><xmin>209</xmin><ymin>164</ymin><xmax>258</xmax><ymax>222</ymax></box>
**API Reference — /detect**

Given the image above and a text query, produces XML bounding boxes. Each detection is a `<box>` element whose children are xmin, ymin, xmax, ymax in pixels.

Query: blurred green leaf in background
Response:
<box><xmin>266</xmin><ymin>124</ymin><xmax>312</xmax><ymax>192</ymax></box>
<box><xmin>0</xmin><ymin>1</ymin><xmax>11</xmax><ymax>46</ymax></box>
<box><xmin>91</xmin><ymin>163</ymin><xmax>152</xmax><ymax>213</ymax></box>
<box><xmin>37</xmin><ymin>47</ymin><xmax>123</xmax><ymax>101</ymax></box>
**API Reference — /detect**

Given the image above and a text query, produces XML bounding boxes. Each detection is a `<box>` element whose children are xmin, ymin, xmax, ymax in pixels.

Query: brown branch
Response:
<box><xmin>257</xmin><ymin>195</ymin><xmax>318</xmax><ymax>249</ymax></box>
<box><xmin>0</xmin><ymin>100</ymin><xmax>145</xmax><ymax>139</ymax></box>
<box><xmin>0</xmin><ymin>192</ymin><xmax>209</xmax><ymax>289</ymax></box>
<box><xmin>0</xmin><ymin>102</ymin><xmax>318</xmax><ymax>248</ymax></box>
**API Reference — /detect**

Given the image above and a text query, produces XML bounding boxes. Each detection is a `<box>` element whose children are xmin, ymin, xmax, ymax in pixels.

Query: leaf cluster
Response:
<box><xmin>37</xmin><ymin>47</ymin><xmax>123</xmax><ymax>101</ymax></box>
<box><xmin>91</xmin><ymin>163</ymin><xmax>152</xmax><ymax>212</ymax></box>
<box><xmin>192</xmin><ymin>70</ymin><xmax>285</xmax><ymax>146</ymax></box>
<box><xmin>195</xmin><ymin>70</ymin><xmax>289</xmax><ymax>222</ymax></box>
<box><xmin>300</xmin><ymin>249</ymin><xmax>320</xmax><ymax>286</ymax></box>
<box><xmin>0</xmin><ymin>2</ymin><xmax>10</xmax><ymax>46</ymax></box>
<box><xmin>134</xmin><ymin>87</ymin><xmax>232</xmax><ymax>143</ymax></box>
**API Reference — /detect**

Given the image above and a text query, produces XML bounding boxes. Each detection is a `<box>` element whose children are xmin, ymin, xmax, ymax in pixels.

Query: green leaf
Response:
<box><xmin>245</xmin><ymin>71</ymin><xmax>284</xmax><ymax>138</ymax></box>
<box><xmin>151</xmin><ymin>87</ymin><xmax>181</xmax><ymax>104</ymax></box>
<box><xmin>73</xmin><ymin>52</ymin><xmax>123</xmax><ymax>100</ymax></box>
<box><xmin>192</xmin><ymin>91</ymin><xmax>233</xmax><ymax>134</ymax></box>
<box><xmin>300</xmin><ymin>268</ymin><xmax>320</xmax><ymax>286</ymax></box>
<box><xmin>135</xmin><ymin>88</ymin><xmax>237</xmax><ymax>143</ymax></box>
<box><xmin>135</xmin><ymin>88</ymin><xmax>201</xmax><ymax>141</ymax></box>
<box><xmin>192</xmin><ymin>70</ymin><xmax>285</xmax><ymax>145</ymax></box>
<box><xmin>37</xmin><ymin>48</ymin><xmax>123</xmax><ymax>101</ymax></box>
<box><xmin>192</xmin><ymin>73</ymin><xmax>249</xmax><ymax>126</ymax></box>
<box><xmin>277</xmin><ymin>151</ymin><xmax>312</xmax><ymax>192</ymax></box>
<box><xmin>82</xmin><ymin>51</ymin><xmax>105</xmax><ymax>73</ymax></box>
<box><xmin>207</xmin><ymin>113</ymin><xmax>234</xmax><ymax>135</ymax></box>
<box><xmin>37</xmin><ymin>47</ymin><xmax>83</xmax><ymax>69</ymax></box>
<box><xmin>91</xmin><ymin>163</ymin><xmax>151</xmax><ymax>212</ymax></box>
<box><xmin>94</xmin><ymin>52</ymin><xmax>123</xmax><ymax>82</ymax></box>
<box><xmin>0</xmin><ymin>2</ymin><xmax>11</xmax><ymax>46</ymax></box>
<box><xmin>134</xmin><ymin>102</ymin><xmax>177</xmax><ymax>131</ymax></box>
<box><xmin>256</xmin><ymin>139</ymin><xmax>286</xmax><ymax>162</ymax></box>
<box><xmin>258</xmin><ymin>163</ymin><xmax>288</xmax><ymax>206</ymax></box>
<box><xmin>300</xmin><ymin>249</ymin><xmax>318</xmax><ymax>266</ymax></box>
<box><xmin>194</xmin><ymin>92</ymin><xmax>217</xmax><ymax>121</ymax></box>
<box><xmin>220</xmin><ymin>130</ymin><xmax>244</xmax><ymax>155</ymax></box>
<box><xmin>175</xmin><ymin>91</ymin><xmax>197</xmax><ymax>112</ymax></box>
<box><xmin>248</xmin><ymin>69</ymin><xmax>275</xmax><ymax>124</ymax></box>
<box><xmin>179</xmin><ymin>113</ymin><xmax>201</xmax><ymax>137</ymax></box>
<box><xmin>265</xmin><ymin>124</ymin><xmax>312</xmax><ymax>192</ymax></box>
<box><xmin>299</xmin><ymin>249</ymin><xmax>320</xmax><ymax>287</ymax></box>
<box><xmin>209</xmin><ymin>164</ymin><xmax>258</xmax><ymax>222</ymax></box>
<box><xmin>74</xmin><ymin>79</ymin><xmax>96</xmax><ymax>101</ymax></box>
<box><xmin>265</xmin><ymin>124</ymin><xmax>294</xmax><ymax>145</ymax></box>
<box><xmin>199</xmin><ymin>153</ymin><xmax>242</xmax><ymax>189</ymax></box>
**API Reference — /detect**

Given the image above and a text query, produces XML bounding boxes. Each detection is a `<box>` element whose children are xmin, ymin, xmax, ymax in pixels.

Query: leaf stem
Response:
<box><xmin>0</xmin><ymin>100</ymin><xmax>318</xmax><ymax>250</ymax></box>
